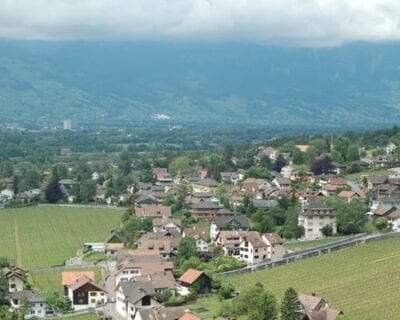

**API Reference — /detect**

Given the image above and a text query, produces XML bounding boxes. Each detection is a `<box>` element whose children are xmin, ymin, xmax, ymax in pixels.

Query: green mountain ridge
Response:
<box><xmin>0</xmin><ymin>41</ymin><xmax>399</xmax><ymax>130</ymax></box>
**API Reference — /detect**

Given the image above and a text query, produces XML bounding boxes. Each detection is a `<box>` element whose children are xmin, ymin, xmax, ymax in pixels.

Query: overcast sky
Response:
<box><xmin>1</xmin><ymin>0</ymin><xmax>400</xmax><ymax>46</ymax></box>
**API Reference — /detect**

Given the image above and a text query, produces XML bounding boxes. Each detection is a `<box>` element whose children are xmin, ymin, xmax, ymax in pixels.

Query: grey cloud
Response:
<box><xmin>0</xmin><ymin>0</ymin><xmax>400</xmax><ymax>46</ymax></box>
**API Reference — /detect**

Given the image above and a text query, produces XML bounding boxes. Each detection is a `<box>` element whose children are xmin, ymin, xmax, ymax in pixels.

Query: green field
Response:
<box><xmin>225</xmin><ymin>237</ymin><xmax>400</xmax><ymax>320</ymax></box>
<box><xmin>31</xmin><ymin>268</ymin><xmax>104</xmax><ymax>295</ymax></box>
<box><xmin>55</xmin><ymin>314</ymin><xmax>98</xmax><ymax>320</ymax></box>
<box><xmin>0</xmin><ymin>206</ymin><xmax>122</xmax><ymax>268</ymax></box>
<box><xmin>284</xmin><ymin>236</ymin><xmax>349</xmax><ymax>251</ymax></box>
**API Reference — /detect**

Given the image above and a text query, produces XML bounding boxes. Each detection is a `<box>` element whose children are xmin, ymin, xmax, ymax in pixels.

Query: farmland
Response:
<box><xmin>0</xmin><ymin>206</ymin><xmax>122</xmax><ymax>269</ymax></box>
<box><xmin>225</xmin><ymin>237</ymin><xmax>400</xmax><ymax>320</ymax></box>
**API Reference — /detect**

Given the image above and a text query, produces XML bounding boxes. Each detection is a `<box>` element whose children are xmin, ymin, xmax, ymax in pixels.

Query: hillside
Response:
<box><xmin>226</xmin><ymin>237</ymin><xmax>400</xmax><ymax>320</ymax></box>
<box><xmin>1</xmin><ymin>41</ymin><xmax>400</xmax><ymax>130</ymax></box>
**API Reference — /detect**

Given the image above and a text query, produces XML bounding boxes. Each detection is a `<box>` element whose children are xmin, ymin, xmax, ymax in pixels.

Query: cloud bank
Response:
<box><xmin>1</xmin><ymin>0</ymin><xmax>400</xmax><ymax>46</ymax></box>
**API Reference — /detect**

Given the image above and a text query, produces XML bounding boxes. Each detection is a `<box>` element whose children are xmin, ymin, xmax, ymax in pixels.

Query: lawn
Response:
<box><xmin>226</xmin><ymin>237</ymin><xmax>400</xmax><ymax>320</ymax></box>
<box><xmin>284</xmin><ymin>236</ymin><xmax>349</xmax><ymax>251</ymax></box>
<box><xmin>346</xmin><ymin>168</ymin><xmax>395</xmax><ymax>180</ymax></box>
<box><xmin>55</xmin><ymin>314</ymin><xmax>98</xmax><ymax>320</ymax></box>
<box><xmin>0</xmin><ymin>206</ymin><xmax>122</xmax><ymax>269</ymax></box>
<box><xmin>31</xmin><ymin>268</ymin><xmax>104</xmax><ymax>295</ymax></box>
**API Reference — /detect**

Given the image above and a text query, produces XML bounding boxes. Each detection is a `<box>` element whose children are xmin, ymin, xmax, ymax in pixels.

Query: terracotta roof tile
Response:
<box><xmin>61</xmin><ymin>271</ymin><xmax>95</xmax><ymax>286</ymax></box>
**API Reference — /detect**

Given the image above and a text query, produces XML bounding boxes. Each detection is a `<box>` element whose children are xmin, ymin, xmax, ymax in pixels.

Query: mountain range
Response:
<box><xmin>0</xmin><ymin>40</ymin><xmax>400</xmax><ymax>131</ymax></box>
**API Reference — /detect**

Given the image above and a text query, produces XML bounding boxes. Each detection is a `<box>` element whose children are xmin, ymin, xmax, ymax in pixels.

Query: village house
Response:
<box><xmin>252</xmin><ymin>199</ymin><xmax>278</xmax><ymax>210</ymax></box>
<box><xmin>61</xmin><ymin>271</ymin><xmax>95</xmax><ymax>296</ymax></box>
<box><xmin>187</xmin><ymin>192</ymin><xmax>220</xmax><ymax>205</ymax></box>
<box><xmin>135</xmin><ymin>307</ymin><xmax>188</xmax><ymax>320</ymax></box>
<box><xmin>215</xmin><ymin>231</ymin><xmax>241</xmax><ymax>257</ymax></box>
<box><xmin>337</xmin><ymin>190</ymin><xmax>366</xmax><ymax>203</ymax></box>
<box><xmin>134</xmin><ymin>270</ymin><xmax>177</xmax><ymax>296</ymax></box>
<box><xmin>177</xmin><ymin>269</ymin><xmax>212</xmax><ymax>296</ymax></box>
<box><xmin>298</xmin><ymin>190</ymin><xmax>325</xmax><ymax>207</ymax></box>
<box><xmin>153</xmin><ymin>168</ymin><xmax>173</xmax><ymax>185</ymax></box>
<box><xmin>191</xmin><ymin>201</ymin><xmax>223</xmax><ymax>219</ymax></box>
<box><xmin>240</xmin><ymin>178</ymin><xmax>271</xmax><ymax>198</ymax></box>
<box><xmin>387</xmin><ymin>210</ymin><xmax>400</xmax><ymax>231</ymax></box>
<box><xmin>10</xmin><ymin>290</ymin><xmax>48</xmax><ymax>319</ymax></box>
<box><xmin>152</xmin><ymin>218</ymin><xmax>182</xmax><ymax>234</ymax></box>
<box><xmin>372</xmin><ymin>204</ymin><xmax>396</xmax><ymax>219</ymax></box>
<box><xmin>238</xmin><ymin>231</ymin><xmax>269</xmax><ymax>265</ymax></box>
<box><xmin>210</xmin><ymin>215</ymin><xmax>249</xmax><ymax>241</ymax></box>
<box><xmin>298</xmin><ymin>293</ymin><xmax>343</xmax><ymax>320</ymax></box>
<box><xmin>116</xmin><ymin>281</ymin><xmax>161</xmax><ymax>319</ymax></box>
<box><xmin>136</xmin><ymin>231</ymin><xmax>181</xmax><ymax>258</ymax></box>
<box><xmin>183</xmin><ymin>227</ymin><xmax>209</xmax><ymax>252</ymax></box>
<box><xmin>103</xmin><ymin>229</ymin><xmax>127</xmax><ymax>255</ymax></box>
<box><xmin>1</xmin><ymin>265</ymin><xmax>27</xmax><ymax>292</ymax></box>
<box><xmin>386</xmin><ymin>142</ymin><xmax>397</xmax><ymax>155</ymax></box>
<box><xmin>281</xmin><ymin>164</ymin><xmax>296</xmax><ymax>179</ymax></box>
<box><xmin>136</xmin><ymin>205</ymin><xmax>172</xmax><ymax>219</ymax></box>
<box><xmin>190</xmin><ymin>178</ymin><xmax>219</xmax><ymax>193</ymax></box>
<box><xmin>65</xmin><ymin>275</ymin><xmax>107</xmax><ymax>310</ymax></box>
<box><xmin>258</xmin><ymin>146</ymin><xmax>279</xmax><ymax>161</ymax></box>
<box><xmin>298</xmin><ymin>201</ymin><xmax>337</xmax><ymax>240</ymax></box>
<box><xmin>135</xmin><ymin>195</ymin><xmax>159</xmax><ymax>206</ymax></box>
<box><xmin>115</xmin><ymin>254</ymin><xmax>174</xmax><ymax>286</ymax></box>
<box><xmin>272</xmin><ymin>177</ymin><xmax>291</xmax><ymax>190</ymax></box>
<box><xmin>262</xmin><ymin>233</ymin><xmax>285</xmax><ymax>262</ymax></box>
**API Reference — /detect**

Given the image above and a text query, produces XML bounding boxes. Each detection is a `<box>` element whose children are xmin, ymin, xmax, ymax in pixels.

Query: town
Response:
<box><xmin>2</xmin><ymin>125</ymin><xmax>400</xmax><ymax>320</ymax></box>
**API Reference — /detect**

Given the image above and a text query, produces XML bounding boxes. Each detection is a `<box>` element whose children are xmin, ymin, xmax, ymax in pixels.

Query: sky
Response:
<box><xmin>0</xmin><ymin>0</ymin><xmax>400</xmax><ymax>46</ymax></box>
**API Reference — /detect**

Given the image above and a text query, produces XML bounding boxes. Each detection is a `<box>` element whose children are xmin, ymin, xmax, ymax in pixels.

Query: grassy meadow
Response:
<box><xmin>0</xmin><ymin>206</ymin><xmax>122</xmax><ymax>268</ymax></box>
<box><xmin>224</xmin><ymin>237</ymin><xmax>400</xmax><ymax>320</ymax></box>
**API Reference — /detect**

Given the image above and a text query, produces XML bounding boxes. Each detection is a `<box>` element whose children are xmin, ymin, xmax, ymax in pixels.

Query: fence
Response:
<box><xmin>216</xmin><ymin>231</ymin><xmax>400</xmax><ymax>277</ymax></box>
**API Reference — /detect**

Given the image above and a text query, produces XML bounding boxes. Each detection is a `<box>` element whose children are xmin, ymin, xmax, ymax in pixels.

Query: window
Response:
<box><xmin>91</xmin><ymin>299</ymin><xmax>96</xmax><ymax>304</ymax></box>
<box><xmin>90</xmin><ymin>292</ymin><xmax>97</xmax><ymax>296</ymax></box>
<box><xmin>307</xmin><ymin>228</ymin><xmax>313</xmax><ymax>232</ymax></box>
<box><xmin>11</xmin><ymin>284</ymin><xmax>16</xmax><ymax>289</ymax></box>
<box><xmin>142</xmin><ymin>296</ymin><xmax>151</xmax><ymax>306</ymax></box>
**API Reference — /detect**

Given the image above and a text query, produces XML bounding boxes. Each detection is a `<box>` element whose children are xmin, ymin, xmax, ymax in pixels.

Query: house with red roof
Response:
<box><xmin>177</xmin><ymin>269</ymin><xmax>212</xmax><ymax>296</ymax></box>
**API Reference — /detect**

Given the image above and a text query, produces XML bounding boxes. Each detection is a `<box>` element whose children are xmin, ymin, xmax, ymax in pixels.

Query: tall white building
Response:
<box><xmin>298</xmin><ymin>201</ymin><xmax>337</xmax><ymax>240</ymax></box>
<box><xmin>63</xmin><ymin>119</ymin><xmax>72</xmax><ymax>130</ymax></box>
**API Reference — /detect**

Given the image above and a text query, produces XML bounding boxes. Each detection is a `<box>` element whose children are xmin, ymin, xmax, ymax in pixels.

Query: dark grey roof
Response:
<box><xmin>10</xmin><ymin>290</ymin><xmax>46</xmax><ymax>303</ymax></box>
<box><xmin>213</xmin><ymin>215</ymin><xmax>249</xmax><ymax>229</ymax></box>
<box><xmin>191</xmin><ymin>201</ymin><xmax>221</xmax><ymax>209</ymax></box>
<box><xmin>119</xmin><ymin>281</ymin><xmax>156</xmax><ymax>304</ymax></box>
<box><xmin>252</xmin><ymin>199</ymin><xmax>278</xmax><ymax>209</ymax></box>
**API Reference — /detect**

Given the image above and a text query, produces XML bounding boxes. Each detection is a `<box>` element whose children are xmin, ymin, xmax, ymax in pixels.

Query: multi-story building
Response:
<box><xmin>298</xmin><ymin>201</ymin><xmax>337</xmax><ymax>240</ymax></box>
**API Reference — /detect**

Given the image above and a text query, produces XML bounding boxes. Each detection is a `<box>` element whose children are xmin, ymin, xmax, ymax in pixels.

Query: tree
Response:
<box><xmin>346</xmin><ymin>145</ymin><xmax>360</xmax><ymax>162</ymax></box>
<box><xmin>311</xmin><ymin>155</ymin><xmax>333</xmax><ymax>175</ymax></box>
<box><xmin>0</xmin><ymin>161</ymin><xmax>14</xmax><ymax>178</ymax></box>
<box><xmin>273</xmin><ymin>154</ymin><xmax>287</xmax><ymax>172</ymax></box>
<box><xmin>169</xmin><ymin>156</ymin><xmax>193</xmax><ymax>176</ymax></box>
<box><xmin>176</xmin><ymin>237</ymin><xmax>198</xmax><ymax>267</ymax></box>
<box><xmin>374</xmin><ymin>217</ymin><xmax>391</xmax><ymax>231</ymax></box>
<box><xmin>80</xmin><ymin>179</ymin><xmax>97</xmax><ymax>202</ymax></box>
<box><xmin>321</xmin><ymin>224</ymin><xmax>333</xmax><ymax>237</ymax></box>
<box><xmin>334</xmin><ymin>137</ymin><xmax>351</xmax><ymax>161</ymax></box>
<box><xmin>280</xmin><ymin>287</ymin><xmax>299</xmax><ymax>320</ymax></box>
<box><xmin>0</xmin><ymin>273</ymin><xmax>8</xmax><ymax>306</ymax></box>
<box><xmin>236</xmin><ymin>283</ymin><xmax>278</xmax><ymax>320</ymax></box>
<box><xmin>45</xmin><ymin>182</ymin><xmax>64</xmax><ymax>203</ymax></box>
<box><xmin>323</xmin><ymin>198</ymin><xmax>368</xmax><ymax>234</ymax></box>
<box><xmin>46</xmin><ymin>292</ymin><xmax>72</xmax><ymax>313</ymax></box>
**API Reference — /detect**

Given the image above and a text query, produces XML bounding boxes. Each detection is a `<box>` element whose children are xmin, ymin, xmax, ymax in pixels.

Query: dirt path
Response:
<box><xmin>14</xmin><ymin>218</ymin><xmax>22</xmax><ymax>266</ymax></box>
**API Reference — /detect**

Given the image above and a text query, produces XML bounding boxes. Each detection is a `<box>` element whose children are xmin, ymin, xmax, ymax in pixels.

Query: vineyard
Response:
<box><xmin>228</xmin><ymin>237</ymin><xmax>400</xmax><ymax>320</ymax></box>
<box><xmin>0</xmin><ymin>206</ymin><xmax>122</xmax><ymax>268</ymax></box>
